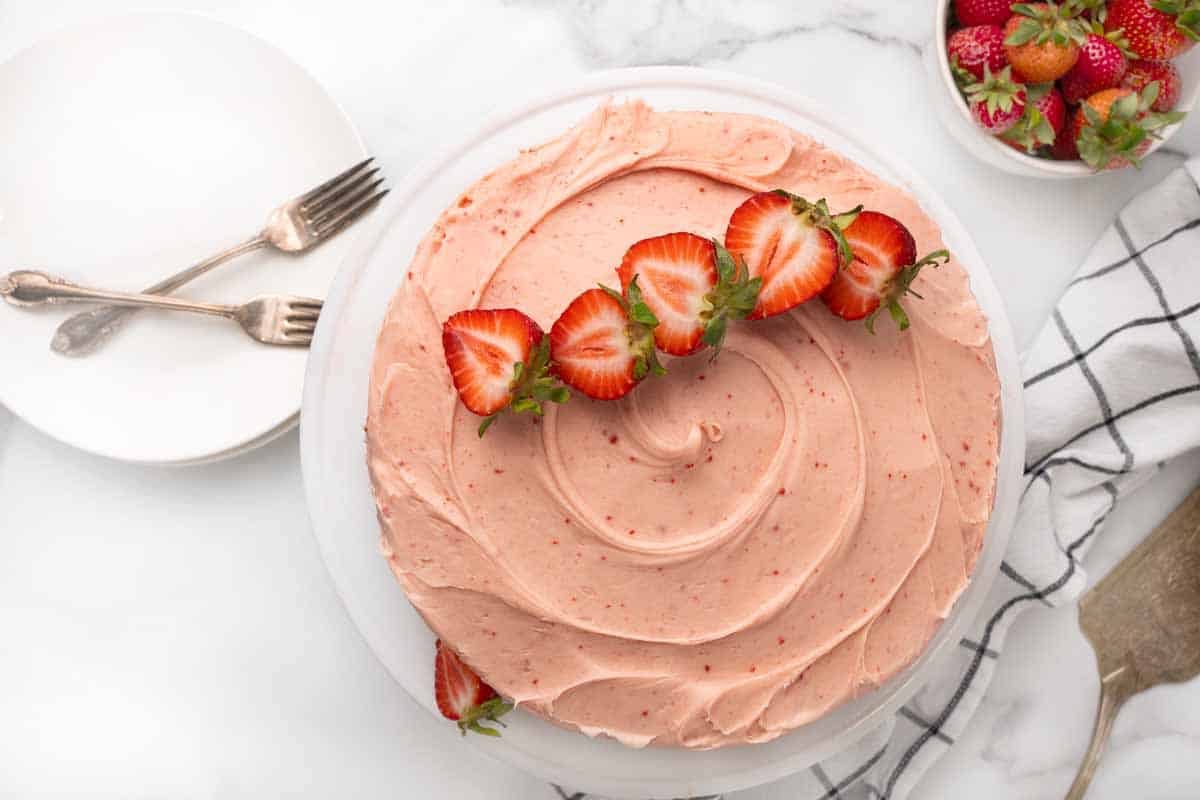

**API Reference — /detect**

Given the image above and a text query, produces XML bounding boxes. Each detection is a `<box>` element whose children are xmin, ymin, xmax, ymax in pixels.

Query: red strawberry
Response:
<box><xmin>442</xmin><ymin>308</ymin><xmax>569</xmax><ymax>436</ymax></box>
<box><xmin>1072</xmin><ymin>84</ymin><xmax>1186</xmax><ymax>169</ymax></box>
<box><xmin>1105</xmin><ymin>0</ymin><xmax>1200</xmax><ymax>60</ymax></box>
<box><xmin>1002</xmin><ymin>84</ymin><xmax>1068</xmax><ymax>151</ymax></box>
<box><xmin>1060</xmin><ymin>33</ymin><xmax>1129</xmax><ymax>103</ymax></box>
<box><xmin>1122</xmin><ymin>59</ymin><xmax>1183</xmax><ymax>110</ymax></box>
<box><xmin>820</xmin><ymin>212</ymin><xmax>951</xmax><ymax>333</ymax></box>
<box><xmin>1052</xmin><ymin>117</ymin><xmax>1083</xmax><ymax>159</ymax></box>
<box><xmin>955</xmin><ymin>0</ymin><xmax>1014</xmax><ymax>27</ymax></box>
<box><xmin>434</xmin><ymin>640</ymin><xmax>511</xmax><ymax>737</ymax></box>
<box><xmin>725</xmin><ymin>191</ymin><xmax>858</xmax><ymax>320</ymax></box>
<box><xmin>615</xmin><ymin>232</ymin><xmax>760</xmax><ymax>356</ymax></box>
<box><xmin>965</xmin><ymin>66</ymin><xmax>1028</xmax><ymax>133</ymax></box>
<box><xmin>946</xmin><ymin>25</ymin><xmax>1010</xmax><ymax>84</ymax></box>
<box><xmin>550</xmin><ymin>281</ymin><xmax>664</xmax><ymax>400</ymax></box>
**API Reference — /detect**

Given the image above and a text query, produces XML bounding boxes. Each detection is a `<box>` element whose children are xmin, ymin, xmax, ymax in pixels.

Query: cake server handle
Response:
<box><xmin>1065</xmin><ymin>664</ymin><xmax>1136</xmax><ymax>799</ymax></box>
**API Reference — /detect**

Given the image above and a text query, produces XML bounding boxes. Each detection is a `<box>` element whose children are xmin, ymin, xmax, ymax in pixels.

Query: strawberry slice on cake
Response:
<box><xmin>434</xmin><ymin>640</ymin><xmax>512</xmax><ymax>737</ymax></box>
<box><xmin>724</xmin><ymin>190</ymin><xmax>861</xmax><ymax>319</ymax></box>
<box><xmin>820</xmin><ymin>211</ymin><xmax>950</xmax><ymax>333</ymax></box>
<box><xmin>615</xmin><ymin>232</ymin><xmax>761</xmax><ymax>356</ymax></box>
<box><xmin>549</xmin><ymin>279</ymin><xmax>665</xmax><ymax>400</ymax></box>
<box><xmin>442</xmin><ymin>308</ymin><xmax>569</xmax><ymax>436</ymax></box>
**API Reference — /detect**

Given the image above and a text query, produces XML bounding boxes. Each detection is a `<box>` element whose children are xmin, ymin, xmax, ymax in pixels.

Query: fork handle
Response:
<box><xmin>50</xmin><ymin>235</ymin><xmax>266</xmax><ymax>356</ymax></box>
<box><xmin>3</xmin><ymin>270</ymin><xmax>235</xmax><ymax>318</ymax></box>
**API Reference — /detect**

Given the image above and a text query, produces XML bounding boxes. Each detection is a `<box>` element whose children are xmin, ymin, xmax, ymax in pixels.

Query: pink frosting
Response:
<box><xmin>366</xmin><ymin>101</ymin><xmax>1000</xmax><ymax>749</ymax></box>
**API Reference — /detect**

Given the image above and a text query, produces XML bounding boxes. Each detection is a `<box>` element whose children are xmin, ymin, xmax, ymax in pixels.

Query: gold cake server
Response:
<box><xmin>1066</xmin><ymin>484</ymin><xmax>1200</xmax><ymax>799</ymax></box>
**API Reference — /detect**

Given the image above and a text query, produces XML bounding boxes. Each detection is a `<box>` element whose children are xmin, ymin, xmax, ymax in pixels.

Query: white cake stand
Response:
<box><xmin>299</xmin><ymin>66</ymin><xmax>1024</xmax><ymax>799</ymax></box>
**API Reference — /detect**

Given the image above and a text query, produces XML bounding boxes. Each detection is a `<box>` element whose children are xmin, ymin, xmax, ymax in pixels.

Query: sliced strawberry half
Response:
<box><xmin>434</xmin><ymin>640</ymin><xmax>512</xmax><ymax>737</ymax></box>
<box><xmin>615</xmin><ymin>232</ymin><xmax>760</xmax><ymax>356</ymax></box>
<box><xmin>724</xmin><ymin>190</ymin><xmax>860</xmax><ymax>320</ymax></box>
<box><xmin>442</xmin><ymin>308</ymin><xmax>569</xmax><ymax>436</ymax></box>
<box><xmin>819</xmin><ymin>211</ymin><xmax>951</xmax><ymax>333</ymax></box>
<box><xmin>549</xmin><ymin>280</ymin><xmax>664</xmax><ymax>400</ymax></box>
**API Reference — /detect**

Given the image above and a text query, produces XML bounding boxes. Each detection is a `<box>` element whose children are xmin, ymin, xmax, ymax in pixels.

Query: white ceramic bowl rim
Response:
<box><xmin>300</xmin><ymin>66</ymin><xmax>1025</xmax><ymax>799</ymax></box>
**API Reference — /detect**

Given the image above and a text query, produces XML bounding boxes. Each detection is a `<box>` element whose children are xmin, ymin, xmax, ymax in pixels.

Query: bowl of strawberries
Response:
<box><xmin>926</xmin><ymin>0</ymin><xmax>1199</xmax><ymax>177</ymax></box>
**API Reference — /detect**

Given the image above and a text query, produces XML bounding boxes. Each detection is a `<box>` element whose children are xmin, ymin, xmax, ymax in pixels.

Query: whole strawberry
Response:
<box><xmin>966</xmin><ymin>66</ymin><xmax>1028</xmax><ymax>134</ymax></box>
<box><xmin>1072</xmin><ymin>83</ymin><xmax>1186</xmax><ymax>169</ymax></box>
<box><xmin>1060</xmin><ymin>33</ymin><xmax>1129</xmax><ymax>103</ymax></box>
<box><xmin>947</xmin><ymin>25</ymin><xmax>1011</xmax><ymax>84</ymax></box>
<box><xmin>1122</xmin><ymin>58</ymin><xmax>1183</xmax><ymax>110</ymax></box>
<box><xmin>1105</xmin><ymin>0</ymin><xmax>1200</xmax><ymax>60</ymax></box>
<box><xmin>955</xmin><ymin>0</ymin><xmax>1014</xmax><ymax>26</ymax></box>
<box><xmin>1004</xmin><ymin>2</ymin><xmax>1088</xmax><ymax>81</ymax></box>
<box><xmin>1002</xmin><ymin>84</ymin><xmax>1067</xmax><ymax>151</ymax></box>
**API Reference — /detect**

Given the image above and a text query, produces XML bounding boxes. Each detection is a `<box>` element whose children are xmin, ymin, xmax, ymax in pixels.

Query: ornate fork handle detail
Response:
<box><xmin>51</xmin><ymin>236</ymin><xmax>265</xmax><ymax>355</ymax></box>
<box><xmin>2</xmin><ymin>270</ymin><xmax>233</xmax><ymax>316</ymax></box>
<box><xmin>3</xmin><ymin>270</ymin><xmax>320</xmax><ymax>347</ymax></box>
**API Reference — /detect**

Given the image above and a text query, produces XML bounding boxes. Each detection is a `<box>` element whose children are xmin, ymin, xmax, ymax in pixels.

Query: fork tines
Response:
<box><xmin>299</xmin><ymin>157</ymin><xmax>389</xmax><ymax>239</ymax></box>
<box><xmin>281</xmin><ymin>297</ymin><xmax>323</xmax><ymax>344</ymax></box>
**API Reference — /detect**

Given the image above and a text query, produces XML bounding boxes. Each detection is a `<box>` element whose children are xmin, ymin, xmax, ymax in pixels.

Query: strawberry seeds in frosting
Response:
<box><xmin>366</xmin><ymin>101</ymin><xmax>1001</xmax><ymax>749</ymax></box>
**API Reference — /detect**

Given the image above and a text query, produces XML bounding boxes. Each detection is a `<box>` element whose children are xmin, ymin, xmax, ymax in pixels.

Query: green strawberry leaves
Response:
<box><xmin>457</xmin><ymin>696</ymin><xmax>514</xmax><ymax>737</ymax></box>
<box><xmin>478</xmin><ymin>335</ymin><xmax>570</xmax><ymax>437</ymax></box>
<box><xmin>605</xmin><ymin>276</ymin><xmax>667</xmax><ymax>381</ymax></box>
<box><xmin>864</xmin><ymin>250</ymin><xmax>952</xmax><ymax>335</ymax></box>
<box><xmin>965</xmin><ymin>66</ymin><xmax>1026</xmax><ymax>119</ymax></box>
<box><xmin>1002</xmin><ymin>86</ymin><xmax>1059</xmax><ymax>152</ymax></box>
<box><xmin>698</xmin><ymin>240</ymin><xmax>762</xmax><ymax>358</ymax></box>
<box><xmin>1077</xmin><ymin>82</ymin><xmax>1186</xmax><ymax>170</ymax></box>
<box><xmin>771</xmin><ymin>189</ymin><xmax>862</xmax><ymax>268</ymax></box>
<box><xmin>1008</xmin><ymin>1</ymin><xmax>1089</xmax><ymax>46</ymax></box>
<box><xmin>949</xmin><ymin>55</ymin><xmax>977</xmax><ymax>90</ymax></box>
<box><xmin>1068</xmin><ymin>0</ymin><xmax>1109</xmax><ymax>23</ymax></box>
<box><xmin>1151</xmin><ymin>0</ymin><xmax>1200</xmax><ymax>41</ymax></box>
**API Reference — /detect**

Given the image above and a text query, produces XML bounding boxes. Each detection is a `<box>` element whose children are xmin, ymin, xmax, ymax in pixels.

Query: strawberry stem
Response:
<box><xmin>699</xmin><ymin>240</ymin><xmax>762</xmax><ymax>358</ymax></box>
<box><xmin>864</xmin><ymin>250</ymin><xmax>951</xmax><ymax>335</ymax></box>
<box><xmin>457</xmin><ymin>696</ymin><xmax>514</xmax><ymax>737</ymax></box>
<box><xmin>771</xmin><ymin>190</ymin><xmax>863</xmax><ymax>267</ymax></box>
<box><xmin>1077</xmin><ymin>83</ymin><xmax>1186</xmax><ymax>170</ymax></box>
<box><xmin>478</xmin><ymin>335</ymin><xmax>569</xmax><ymax>437</ymax></box>
<box><xmin>609</xmin><ymin>276</ymin><xmax>667</xmax><ymax>380</ymax></box>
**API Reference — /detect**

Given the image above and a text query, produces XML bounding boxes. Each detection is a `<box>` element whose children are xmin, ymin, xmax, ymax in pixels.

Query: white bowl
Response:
<box><xmin>300</xmin><ymin>66</ymin><xmax>1025</xmax><ymax>798</ymax></box>
<box><xmin>925</xmin><ymin>0</ymin><xmax>1200</xmax><ymax>179</ymax></box>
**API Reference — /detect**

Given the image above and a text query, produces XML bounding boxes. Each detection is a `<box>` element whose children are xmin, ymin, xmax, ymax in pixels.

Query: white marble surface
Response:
<box><xmin>1</xmin><ymin>1</ymin><xmax>1198</xmax><ymax>798</ymax></box>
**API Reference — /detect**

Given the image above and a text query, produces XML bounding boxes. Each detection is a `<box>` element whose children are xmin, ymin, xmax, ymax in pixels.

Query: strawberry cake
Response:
<box><xmin>366</xmin><ymin>100</ymin><xmax>1001</xmax><ymax>749</ymax></box>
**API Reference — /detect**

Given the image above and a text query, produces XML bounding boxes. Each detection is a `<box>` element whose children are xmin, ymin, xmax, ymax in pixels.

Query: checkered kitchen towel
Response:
<box><xmin>560</xmin><ymin>158</ymin><xmax>1200</xmax><ymax>800</ymax></box>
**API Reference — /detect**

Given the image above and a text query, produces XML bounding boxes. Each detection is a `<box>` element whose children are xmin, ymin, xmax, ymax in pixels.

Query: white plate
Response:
<box><xmin>301</xmin><ymin>67</ymin><xmax>1025</xmax><ymax>799</ymax></box>
<box><xmin>0</xmin><ymin>12</ymin><xmax>366</xmax><ymax>464</ymax></box>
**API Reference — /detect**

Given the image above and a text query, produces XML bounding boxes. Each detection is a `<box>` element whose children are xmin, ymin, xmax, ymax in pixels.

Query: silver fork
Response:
<box><xmin>52</xmin><ymin>157</ymin><xmax>386</xmax><ymax>356</ymax></box>
<box><xmin>3</xmin><ymin>270</ymin><xmax>321</xmax><ymax>347</ymax></box>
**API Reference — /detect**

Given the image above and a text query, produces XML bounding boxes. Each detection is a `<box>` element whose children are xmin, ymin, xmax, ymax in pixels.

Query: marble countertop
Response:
<box><xmin>2</xmin><ymin>2</ymin><xmax>1198</xmax><ymax>798</ymax></box>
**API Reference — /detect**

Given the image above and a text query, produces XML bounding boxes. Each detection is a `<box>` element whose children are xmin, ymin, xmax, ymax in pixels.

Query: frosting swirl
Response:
<box><xmin>366</xmin><ymin>101</ymin><xmax>1000</xmax><ymax>748</ymax></box>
